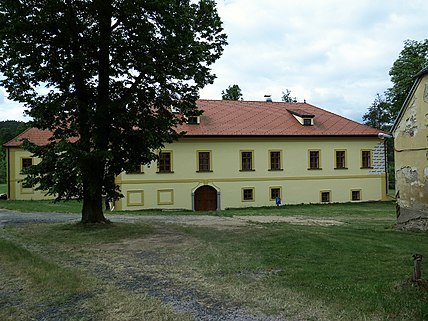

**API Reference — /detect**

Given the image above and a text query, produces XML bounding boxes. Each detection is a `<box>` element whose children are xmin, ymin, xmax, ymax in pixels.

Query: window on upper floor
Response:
<box><xmin>335</xmin><ymin>150</ymin><xmax>346</xmax><ymax>169</ymax></box>
<box><xmin>198</xmin><ymin>151</ymin><xmax>211</xmax><ymax>172</ymax></box>
<box><xmin>309</xmin><ymin>150</ymin><xmax>320</xmax><ymax>169</ymax></box>
<box><xmin>158</xmin><ymin>151</ymin><xmax>173</xmax><ymax>173</ymax></box>
<box><xmin>126</xmin><ymin>164</ymin><xmax>144</xmax><ymax>174</ymax></box>
<box><xmin>361</xmin><ymin>150</ymin><xmax>372</xmax><ymax>168</ymax></box>
<box><xmin>21</xmin><ymin>158</ymin><xmax>33</xmax><ymax>170</ymax></box>
<box><xmin>241</xmin><ymin>151</ymin><xmax>254</xmax><ymax>171</ymax></box>
<box><xmin>269</xmin><ymin>151</ymin><xmax>282</xmax><ymax>171</ymax></box>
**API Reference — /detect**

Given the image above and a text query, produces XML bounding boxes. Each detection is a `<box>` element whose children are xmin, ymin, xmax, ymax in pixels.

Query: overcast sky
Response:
<box><xmin>1</xmin><ymin>0</ymin><xmax>427</xmax><ymax>122</ymax></box>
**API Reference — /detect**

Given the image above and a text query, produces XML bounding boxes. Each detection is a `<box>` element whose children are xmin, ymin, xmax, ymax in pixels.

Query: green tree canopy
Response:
<box><xmin>387</xmin><ymin>39</ymin><xmax>428</xmax><ymax>118</ymax></box>
<box><xmin>281</xmin><ymin>89</ymin><xmax>297</xmax><ymax>103</ymax></box>
<box><xmin>221</xmin><ymin>84</ymin><xmax>243</xmax><ymax>100</ymax></box>
<box><xmin>362</xmin><ymin>94</ymin><xmax>391</xmax><ymax>131</ymax></box>
<box><xmin>0</xmin><ymin>0</ymin><xmax>227</xmax><ymax>223</ymax></box>
<box><xmin>0</xmin><ymin>121</ymin><xmax>28</xmax><ymax>184</ymax></box>
<box><xmin>362</xmin><ymin>39</ymin><xmax>428</xmax><ymax>190</ymax></box>
<box><xmin>363</xmin><ymin>39</ymin><xmax>428</xmax><ymax>129</ymax></box>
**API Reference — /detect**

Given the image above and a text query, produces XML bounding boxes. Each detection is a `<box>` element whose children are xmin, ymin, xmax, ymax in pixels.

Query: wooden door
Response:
<box><xmin>194</xmin><ymin>186</ymin><xmax>217</xmax><ymax>211</ymax></box>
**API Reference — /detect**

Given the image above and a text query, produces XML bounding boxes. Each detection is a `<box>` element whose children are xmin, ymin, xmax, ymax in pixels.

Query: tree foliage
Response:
<box><xmin>362</xmin><ymin>40</ymin><xmax>428</xmax><ymax>190</ymax></box>
<box><xmin>221</xmin><ymin>84</ymin><xmax>243</xmax><ymax>100</ymax></box>
<box><xmin>0</xmin><ymin>0</ymin><xmax>227</xmax><ymax>222</ymax></box>
<box><xmin>281</xmin><ymin>89</ymin><xmax>297</xmax><ymax>103</ymax></box>
<box><xmin>363</xmin><ymin>39</ymin><xmax>428</xmax><ymax>129</ymax></box>
<box><xmin>362</xmin><ymin>94</ymin><xmax>391</xmax><ymax>131</ymax></box>
<box><xmin>387</xmin><ymin>39</ymin><xmax>428</xmax><ymax>118</ymax></box>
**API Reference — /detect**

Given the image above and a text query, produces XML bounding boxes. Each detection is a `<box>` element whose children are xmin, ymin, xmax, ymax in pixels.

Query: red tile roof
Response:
<box><xmin>3</xmin><ymin>127</ymin><xmax>53</xmax><ymax>147</ymax></box>
<box><xmin>3</xmin><ymin>100</ymin><xmax>382</xmax><ymax>147</ymax></box>
<box><xmin>180</xmin><ymin>100</ymin><xmax>382</xmax><ymax>136</ymax></box>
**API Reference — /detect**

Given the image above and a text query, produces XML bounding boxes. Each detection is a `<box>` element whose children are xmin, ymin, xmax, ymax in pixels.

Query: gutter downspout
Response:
<box><xmin>378</xmin><ymin>133</ymin><xmax>392</xmax><ymax>198</ymax></box>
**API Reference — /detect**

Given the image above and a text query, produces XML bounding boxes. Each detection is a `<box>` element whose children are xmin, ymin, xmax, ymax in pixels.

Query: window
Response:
<box><xmin>187</xmin><ymin>116</ymin><xmax>200</xmax><ymax>124</ymax></box>
<box><xmin>126</xmin><ymin>165</ymin><xmax>144</xmax><ymax>174</ymax></box>
<box><xmin>303</xmin><ymin>118</ymin><xmax>312</xmax><ymax>126</ymax></box>
<box><xmin>21</xmin><ymin>158</ymin><xmax>33</xmax><ymax>170</ymax></box>
<box><xmin>242</xmin><ymin>188</ymin><xmax>255</xmax><ymax>201</ymax></box>
<box><xmin>241</xmin><ymin>151</ymin><xmax>254</xmax><ymax>171</ymax></box>
<box><xmin>361</xmin><ymin>150</ymin><xmax>372</xmax><ymax>168</ymax></box>
<box><xmin>335</xmin><ymin>150</ymin><xmax>346</xmax><ymax>169</ymax></box>
<box><xmin>351</xmin><ymin>190</ymin><xmax>361</xmax><ymax>201</ymax></box>
<box><xmin>321</xmin><ymin>191</ymin><xmax>331</xmax><ymax>203</ymax></box>
<box><xmin>20</xmin><ymin>158</ymin><xmax>33</xmax><ymax>189</ymax></box>
<box><xmin>158</xmin><ymin>151</ymin><xmax>172</xmax><ymax>173</ymax></box>
<box><xmin>309</xmin><ymin>150</ymin><xmax>320</xmax><ymax>169</ymax></box>
<box><xmin>269</xmin><ymin>151</ymin><xmax>282</xmax><ymax>171</ymax></box>
<box><xmin>198</xmin><ymin>151</ymin><xmax>211</xmax><ymax>172</ymax></box>
<box><xmin>270</xmin><ymin>187</ymin><xmax>281</xmax><ymax>200</ymax></box>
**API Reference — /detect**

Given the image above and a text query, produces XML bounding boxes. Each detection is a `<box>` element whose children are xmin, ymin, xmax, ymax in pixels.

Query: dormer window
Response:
<box><xmin>287</xmin><ymin>109</ymin><xmax>315</xmax><ymax>126</ymax></box>
<box><xmin>303</xmin><ymin>118</ymin><xmax>312</xmax><ymax>126</ymax></box>
<box><xmin>186</xmin><ymin>116</ymin><xmax>200</xmax><ymax>124</ymax></box>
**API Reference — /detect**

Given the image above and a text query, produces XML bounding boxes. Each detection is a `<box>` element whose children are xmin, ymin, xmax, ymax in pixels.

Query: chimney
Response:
<box><xmin>264</xmin><ymin>95</ymin><xmax>272</xmax><ymax>102</ymax></box>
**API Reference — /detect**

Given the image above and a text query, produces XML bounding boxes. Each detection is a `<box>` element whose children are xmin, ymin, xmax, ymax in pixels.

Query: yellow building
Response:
<box><xmin>4</xmin><ymin>100</ymin><xmax>388</xmax><ymax>211</ymax></box>
<box><xmin>392</xmin><ymin>68</ymin><xmax>428</xmax><ymax>228</ymax></box>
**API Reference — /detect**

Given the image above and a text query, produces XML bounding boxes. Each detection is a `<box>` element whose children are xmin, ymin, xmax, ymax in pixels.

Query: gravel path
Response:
<box><xmin>0</xmin><ymin>210</ymin><xmax>81</xmax><ymax>225</ymax></box>
<box><xmin>0</xmin><ymin>209</ymin><xmax>289</xmax><ymax>321</ymax></box>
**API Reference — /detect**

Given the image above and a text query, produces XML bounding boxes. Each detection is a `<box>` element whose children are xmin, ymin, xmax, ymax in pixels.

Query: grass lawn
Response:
<box><xmin>0</xmin><ymin>199</ymin><xmax>83</xmax><ymax>213</ymax></box>
<box><xmin>1</xmin><ymin>201</ymin><xmax>427</xmax><ymax>320</ymax></box>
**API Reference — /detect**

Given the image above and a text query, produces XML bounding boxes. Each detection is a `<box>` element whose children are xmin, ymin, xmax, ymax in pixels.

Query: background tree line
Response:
<box><xmin>0</xmin><ymin>121</ymin><xmax>28</xmax><ymax>184</ymax></box>
<box><xmin>362</xmin><ymin>39</ymin><xmax>428</xmax><ymax>189</ymax></box>
<box><xmin>363</xmin><ymin>39</ymin><xmax>428</xmax><ymax>131</ymax></box>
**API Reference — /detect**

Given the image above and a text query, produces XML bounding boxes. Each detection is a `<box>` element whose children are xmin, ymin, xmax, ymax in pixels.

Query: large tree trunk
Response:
<box><xmin>81</xmin><ymin>191</ymin><xmax>106</xmax><ymax>223</ymax></box>
<box><xmin>80</xmin><ymin>159</ymin><xmax>108</xmax><ymax>224</ymax></box>
<box><xmin>80</xmin><ymin>2</ymin><xmax>111</xmax><ymax>224</ymax></box>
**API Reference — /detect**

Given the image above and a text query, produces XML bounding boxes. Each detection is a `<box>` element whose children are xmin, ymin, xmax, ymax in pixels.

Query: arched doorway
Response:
<box><xmin>194</xmin><ymin>185</ymin><xmax>217</xmax><ymax>211</ymax></box>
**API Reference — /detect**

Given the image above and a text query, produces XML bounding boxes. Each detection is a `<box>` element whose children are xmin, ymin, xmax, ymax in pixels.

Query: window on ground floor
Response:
<box><xmin>242</xmin><ymin>188</ymin><xmax>255</xmax><ymax>201</ymax></box>
<box><xmin>320</xmin><ymin>191</ymin><xmax>331</xmax><ymax>203</ymax></box>
<box><xmin>270</xmin><ymin>187</ymin><xmax>281</xmax><ymax>200</ymax></box>
<box><xmin>351</xmin><ymin>190</ymin><xmax>361</xmax><ymax>201</ymax></box>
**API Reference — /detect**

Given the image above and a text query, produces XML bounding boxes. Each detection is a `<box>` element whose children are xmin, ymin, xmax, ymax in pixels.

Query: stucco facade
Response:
<box><xmin>392</xmin><ymin>69</ymin><xmax>428</xmax><ymax>228</ymax></box>
<box><xmin>3</xmin><ymin>100</ymin><xmax>388</xmax><ymax>210</ymax></box>
<box><xmin>115</xmin><ymin>136</ymin><xmax>387</xmax><ymax>211</ymax></box>
<box><xmin>4</xmin><ymin>147</ymin><xmax>51</xmax><ymax>201</ymax></box>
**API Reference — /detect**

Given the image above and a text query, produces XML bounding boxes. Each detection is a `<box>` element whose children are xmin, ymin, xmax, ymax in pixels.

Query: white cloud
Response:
<box><xmin>0</xmin><ymin>87</ymin><xmax>29</xmax><ymax>121</ymax></box>
<box><xmin>1</xmin><ymin>0</ymin><xmax>427</xmax><ymax>123</ymax></box>
<box><xmin>201</xmin><ymin>0</ymin><xmax>428</xmax><ymax>122</ymax></box>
